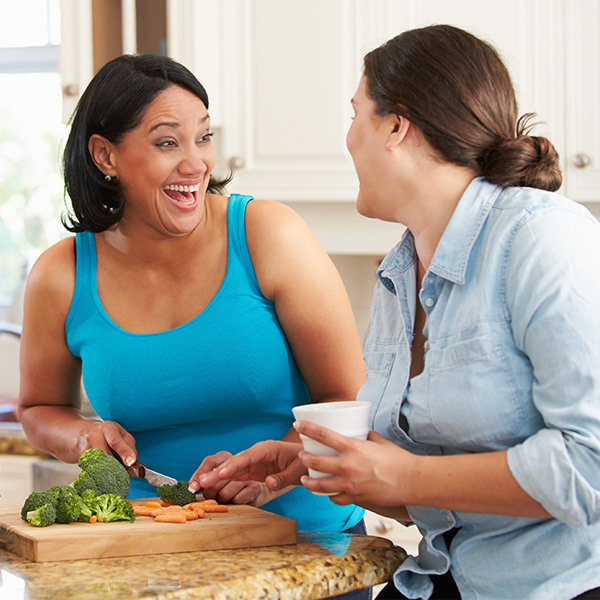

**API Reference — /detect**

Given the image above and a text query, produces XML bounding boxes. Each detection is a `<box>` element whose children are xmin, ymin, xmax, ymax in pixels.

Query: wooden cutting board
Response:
<box><xmin>0</xmin><ymin>498</ymin><xmax>297</xmax><ymax>562</ymax></box>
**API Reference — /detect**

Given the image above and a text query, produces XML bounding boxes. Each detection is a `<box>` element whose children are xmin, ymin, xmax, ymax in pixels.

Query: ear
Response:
<box><xmin>385</xmin><ymin>114</ymin><xmax>411</xmax><ymax>150</ymax></box>
<box><xmin>88</xmin><ymin>134</ymin><xmax>116</xmax><ymax>177</ymax></box>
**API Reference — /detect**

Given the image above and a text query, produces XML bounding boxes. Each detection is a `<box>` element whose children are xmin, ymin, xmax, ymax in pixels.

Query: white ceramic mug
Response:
<box><xmin>292</xmin><ymin>401</ymin><xmax>371</xmax><ymax>493</ymax></box>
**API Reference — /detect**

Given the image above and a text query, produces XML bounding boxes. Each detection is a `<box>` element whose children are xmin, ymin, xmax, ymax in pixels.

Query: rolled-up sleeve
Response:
<box><xmin>506</xmin><ymin>206</ymin><xmax>600</xmax><ymax>527</ymax></box>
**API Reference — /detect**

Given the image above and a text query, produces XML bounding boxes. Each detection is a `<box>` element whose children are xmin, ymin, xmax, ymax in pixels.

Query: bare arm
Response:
<box><xmin>17</xmin><ymin>237</ymin><xmax>136</xmax><ymax>465</ymax></box>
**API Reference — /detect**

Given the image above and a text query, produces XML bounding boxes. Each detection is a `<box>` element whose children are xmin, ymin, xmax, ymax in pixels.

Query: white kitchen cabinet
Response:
<box><xmin>59</xmin><ymin>1</ymin><xmax>600</xmax><ymax>217</ymax></box>
<box><xmin>565</xmin><ymin>0</ymin><xmax>600</xmax><ymax>201</ymax></box>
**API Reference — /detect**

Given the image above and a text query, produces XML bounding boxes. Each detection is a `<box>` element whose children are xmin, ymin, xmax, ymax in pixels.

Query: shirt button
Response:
<box><xmin>425</xmin><ymin>298</ymin><xmax>434</xmax><ymax>307</ymax></box>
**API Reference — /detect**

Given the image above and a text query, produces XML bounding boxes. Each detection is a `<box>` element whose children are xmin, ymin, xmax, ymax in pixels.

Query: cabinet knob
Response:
<box><xmin>228</xmin><ymin>156</ymin><xmax>246</xmax><ymax>171</ymax></box>
<box><xmin>572</xmin><ymin>153</ymin><xmax>591</xmax><ymax>169</ymax></box>
<box><xmin>375</xmin><ymin>519</ymin><xmax>392</xmax><ymax>534</ymax></box>
<box><xmin>63</xmin><ymin>84</ymin><xmax>79</xmax><ymax>97</ymax></box>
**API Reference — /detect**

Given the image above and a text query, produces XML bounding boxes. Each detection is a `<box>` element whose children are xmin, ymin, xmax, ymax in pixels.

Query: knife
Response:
<box><xmin>126</xmin><ymin>462</ymin><xmax>178</xmax><ymax>487</ymax></box>
<box><xmin>112</xmin><ymin>452</ymin><xmax>178</xmax><ymax>487</ymax></box>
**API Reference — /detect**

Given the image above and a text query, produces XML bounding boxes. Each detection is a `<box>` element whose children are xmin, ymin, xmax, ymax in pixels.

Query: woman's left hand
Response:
<box><xmin>294</xmin><ymin>420</ymin><xmax>414</xmax><ymax>508</ymax></box>
<box><xmin>189</xmin><ymin>451</ymin><xmax>272</xmax><ymax>506</ymax></box>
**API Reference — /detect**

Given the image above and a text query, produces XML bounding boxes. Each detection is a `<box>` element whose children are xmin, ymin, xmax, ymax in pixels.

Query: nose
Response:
<box><xmin>178</xmin><ymin>144</ymin><xmax>215</xmax><ymax>177</ymax></box>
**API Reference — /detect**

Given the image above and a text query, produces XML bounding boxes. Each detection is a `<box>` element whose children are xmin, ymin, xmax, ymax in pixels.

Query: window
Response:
<box><xmin>0</xmin><ymin>0</ymin><xmax>66</xmax><ymax>307</ymax></box>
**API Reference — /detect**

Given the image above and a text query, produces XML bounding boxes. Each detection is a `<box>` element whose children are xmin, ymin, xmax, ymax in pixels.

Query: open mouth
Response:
<box><xmin>161</xmin><ymin>183</ymin><xmax>201</xmax><ymax>206</ymax></box>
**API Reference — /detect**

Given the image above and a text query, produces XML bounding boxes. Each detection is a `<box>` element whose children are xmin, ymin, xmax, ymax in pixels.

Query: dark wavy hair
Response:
<box><xmin>62</xmin><ymin>54</ymin><xmax>232</xmax><ymax>233</ymax></box>
<box><xmin>363</xmin><ymin>25</ymin><xmax>562</xmax><ymax>192</ymax></box>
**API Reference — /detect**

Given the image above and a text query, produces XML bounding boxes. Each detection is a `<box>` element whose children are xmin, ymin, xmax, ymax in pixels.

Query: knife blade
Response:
<box><xmin>115</xmin><ymin>454</ymin><xmax>178</xmax><ymax>487</ymax></box>
<box><xmin>136</xmin><ymin>465</ymin><xmax>178</xmax><ymax>487</ymax></box>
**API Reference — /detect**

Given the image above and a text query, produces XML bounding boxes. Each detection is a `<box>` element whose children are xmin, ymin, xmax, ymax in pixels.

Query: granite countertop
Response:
<box><xmin>0</xmin><ymin>531</ymin><xmax>406</xmax><ymax>599</ymax></box>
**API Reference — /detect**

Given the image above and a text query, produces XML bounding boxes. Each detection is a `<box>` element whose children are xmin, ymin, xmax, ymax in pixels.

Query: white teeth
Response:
<box><xmin>162</xmin><ymin>183</ymin><xmax>200</xmax><ymax>192</ymax></box>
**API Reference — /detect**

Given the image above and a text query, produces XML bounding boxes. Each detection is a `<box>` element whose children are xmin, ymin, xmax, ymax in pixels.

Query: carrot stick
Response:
<box><xmin>154</xmin><ymin>513</ymin><xmax>187</xmax><ymax>524</ymax></box>
<box><xmin>164</xmin><ymin>505</ymin><xmax>186</xmax><ymax>512</ymax></box>
<box><xmin>134</xmin><ymin>506</ymin><xmax>159</xmax><ymax>517</ymax></box>
<box><xmin>201</xmin><ymin>505</ymin><xmax>229</xmax><ymax>513</ymax></box>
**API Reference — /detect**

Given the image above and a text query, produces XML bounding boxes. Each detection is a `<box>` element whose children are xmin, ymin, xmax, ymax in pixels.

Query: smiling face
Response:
<box><xmin>103</xmin><ymin>85</ymin><xmax>216</xmax><ymax>237</ymax></box>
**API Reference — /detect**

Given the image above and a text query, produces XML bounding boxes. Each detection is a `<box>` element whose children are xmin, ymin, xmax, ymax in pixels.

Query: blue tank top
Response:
<box><xmin>65</xmin><ymin>194</ymin><xmax>363</xmax><ymax>531</ymax></box>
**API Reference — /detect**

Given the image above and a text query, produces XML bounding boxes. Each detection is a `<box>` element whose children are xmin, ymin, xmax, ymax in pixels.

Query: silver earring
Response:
<box><xmin>105</xmin><ymin>174</ymin><xmax>112</xmax><ymax>182</ymax></box>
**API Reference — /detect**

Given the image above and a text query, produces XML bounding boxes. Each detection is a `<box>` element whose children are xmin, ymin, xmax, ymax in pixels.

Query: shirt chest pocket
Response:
<box><xmin>423</xmin><ymin>331</ymin><xmax>526</xmax><ymax>448</ymax></box>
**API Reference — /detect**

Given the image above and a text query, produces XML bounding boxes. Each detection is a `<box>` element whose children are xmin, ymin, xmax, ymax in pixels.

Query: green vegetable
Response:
<box><xmin>48</xmin><ymin>485</ymin><xmax>84</xmax><ymax>524</ymax></box>
<box><xmin>21</xmin><ymin>490</ymin><xmax>57</xmax><ymax>521</ymax></box>
<box><xmin>78</xmin><ymin>489</ymin><xmax>97</xmax><ymax>522</ymax></box>
<box><xmin>26</xmin><ymin>503</ymin><xmax>56</xmax><ymax>527</ymax></box>
<box><xmin>71</xmin><ymin>448</ymin><xmax>130</xmax><ymax>498</ymax></box>
<box><xmin>156</xmin><ymin>481</ymin><xmax>197</xmax><ymax>506</ymax></box>
<box><xmin>91</xmin><ymin>494</ymin><xmax>136</xmax><ymax>523</ymax></box>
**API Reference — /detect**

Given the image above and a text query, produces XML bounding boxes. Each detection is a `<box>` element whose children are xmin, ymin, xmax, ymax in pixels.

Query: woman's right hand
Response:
<box><xmin>195</xmin><ymin>440</ymin><xmax>304</xmax><ymax>492</ymax></box>
<box><xmin>75</xmin><ymin>419</ymin><xmax>137</xmax><ymax>467</ymax></box>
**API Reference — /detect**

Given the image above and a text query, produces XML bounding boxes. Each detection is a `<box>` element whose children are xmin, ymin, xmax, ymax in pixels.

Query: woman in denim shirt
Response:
<box><xmin>199</xmin><ymin>25</ymin><xmax>600</xmax><ymax>600</ymax></box>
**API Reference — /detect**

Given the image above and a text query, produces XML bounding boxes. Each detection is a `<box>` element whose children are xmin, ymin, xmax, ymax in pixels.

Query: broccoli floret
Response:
<box><xmin>78</xmin><ymin>448</ymin><xmax>108</xmax><ymax>470</ymax></box>
<box><xmin>156</xmin><ymin>481</ymin><xmax>197</xmax><ymax>506</ymax></box>
<box><xmin>26</xmin><ymin>503</ymin><xmax>56</xmax><ymax>527</ymax></box>
<box><xmin>92</xmin><ymin>494</ymin><xmax>136</xmax><ymax>523</ymax></box>
<box><xmin>47</xmin><ymin>486</ymin><xmax>84</xmax><ymax>524</ymax></box>
<box><xmin>72</xmin><ymin>470</ymin><xmax>100</xmax><ymax>497</ymax></box>
<box><xmin>78</xmin><ymin>489</ymin><xmax>97</xmax><ymax>522</ymax></box>
<box><xmin>71</xmin><ymin>449</ymin><xmax>130</xmax><ymax>498</ymax></box>
<box><xmin>21</xmin><ymin>490</ymin><xmax>57</xmax><ymax>521</ymax></box>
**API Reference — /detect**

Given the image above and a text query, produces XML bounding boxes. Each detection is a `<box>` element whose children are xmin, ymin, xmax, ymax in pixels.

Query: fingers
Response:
<box><xmin>77</xmin><ymin>421</ymin><xmax>137</xmax><ymax>467</ymax></box>
<box><xmin>293</xmin><ymin>420</ymin><xmax>355</xmax><ymax>452</ymax></box>
<box><xmin>203</xmin><ymin>480</ymin><xmax>262</xmax><ymax>505</ymax></box>
<box><xmin>189</xmin><ymin>451</ymin><xmax>233</xmax><ymax>493</ymax></box>
<box><xmin>208</xmin><ymin>451</ymin><xmax>258</xmax><ymax>481</ymax></box>
<box><xmin>265</xmin><ymin>456</ymin><xmax>307</xmax><ymax>491</ymax></box>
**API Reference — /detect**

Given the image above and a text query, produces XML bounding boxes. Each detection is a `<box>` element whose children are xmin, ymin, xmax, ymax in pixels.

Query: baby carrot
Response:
<box><xmin>182</xmin><ymin>509</ymin><xmax>198</xmax><ymax>521</ymax></box>
<box><xmin>155</xmin><ymin>513</ymin><xmax>187</xmax><ymax>524</ymax></box>
<box><xmin>201</xmin><ymin>505</ymin><xmax>229</xmax><ymax>513</ymax></box>
<box><xmin>89</xmin><ymin>515</ymin><xmax>97</xmax><ymax>524</ymax></box>
<box><xmin>134</xmin><ymin>506</ymin><xmax>158</xmax><ymax>517</ymax></box>
<box><xmin>144</xmin><ymin>501</ymin><xmax>162</xmax><ymax>508</ymax></box>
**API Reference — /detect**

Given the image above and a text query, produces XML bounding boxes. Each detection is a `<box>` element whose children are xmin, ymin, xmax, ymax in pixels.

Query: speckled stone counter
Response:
<box><xmin>0</xmin><ymin>531</ymin><xmax>406</xmax><ymax>599</ymax></box>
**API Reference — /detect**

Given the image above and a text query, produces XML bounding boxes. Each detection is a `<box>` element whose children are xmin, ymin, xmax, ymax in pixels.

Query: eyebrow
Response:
<box><xmin>149</xmin><ymin>114</ymin><xmax>210</xmax><ymax>133</ymax></box>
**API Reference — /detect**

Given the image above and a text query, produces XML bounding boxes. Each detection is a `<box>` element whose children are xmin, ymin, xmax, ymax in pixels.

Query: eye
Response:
<box><xmin>156</xmin><ymin>139</ymin><xmax>177</xmax><ymax>148</ymax></box>
<box><xmin>198</xmin><ymin>132</ymin><xmax>214</xmax><ymax>144</ymax></box>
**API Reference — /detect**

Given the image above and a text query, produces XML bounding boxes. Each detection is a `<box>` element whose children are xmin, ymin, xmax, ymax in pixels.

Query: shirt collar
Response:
<box><xmin>377</xmin><ymin>178</ymin><xmax>503</xmax><ymax>291</ymax></box>
<box><xmin>430</xmin><ymin>177</ymin><xmax>502</xmax><ymax>284</ymax></box>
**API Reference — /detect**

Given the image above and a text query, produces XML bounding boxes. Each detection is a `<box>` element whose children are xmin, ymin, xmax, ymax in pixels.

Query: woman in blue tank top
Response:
<box><xmin>17</xmin><ymin>54</ymin><xmax>368</xmax><ymax>597</ymax></box>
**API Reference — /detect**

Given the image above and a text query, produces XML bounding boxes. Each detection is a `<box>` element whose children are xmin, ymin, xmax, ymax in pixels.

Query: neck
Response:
<box><xmin>404</xmin><ymin>165</ymin><xmax>476</xmax><ymax>271</ymax></box>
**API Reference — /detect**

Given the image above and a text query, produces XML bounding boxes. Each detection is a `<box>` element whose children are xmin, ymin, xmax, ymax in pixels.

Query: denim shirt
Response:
<box><xmin>357</xmin><ymin>177</ymin><xmax>600</xmax><ymax>600</ymax></box>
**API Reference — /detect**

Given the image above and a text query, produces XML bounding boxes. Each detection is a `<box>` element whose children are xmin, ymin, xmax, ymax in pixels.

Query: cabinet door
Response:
<box><xmin>565</xmin><ymin>0</ymin><xmax>600</xmax><ymax>201</ymax></box>
<box><xmin>216</xmin><ymin>0</ymin><xmax>364</xmax><ymax>201</ymax></box>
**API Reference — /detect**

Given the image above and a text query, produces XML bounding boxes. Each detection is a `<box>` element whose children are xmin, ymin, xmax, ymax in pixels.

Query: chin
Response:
<box><xmin>355</xmin><ymin>192</ymin><xmax>376</xmax><ymax>219</ymax></box>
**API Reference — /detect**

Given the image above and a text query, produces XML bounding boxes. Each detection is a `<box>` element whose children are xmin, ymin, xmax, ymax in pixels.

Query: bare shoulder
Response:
<box><xmin>245</xmin><ymin>199</ymin><xmax>317</xmax><ymax>246</ymax></box>
<box><xmin>26</xmin><ymin>236</ymin><xmax>76</xmax><ymax>314</ymax></box>
<box><xmin>244</xmin><ymin>199</ymin><xmax>333</xmax><ymax>300</ymax></box>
